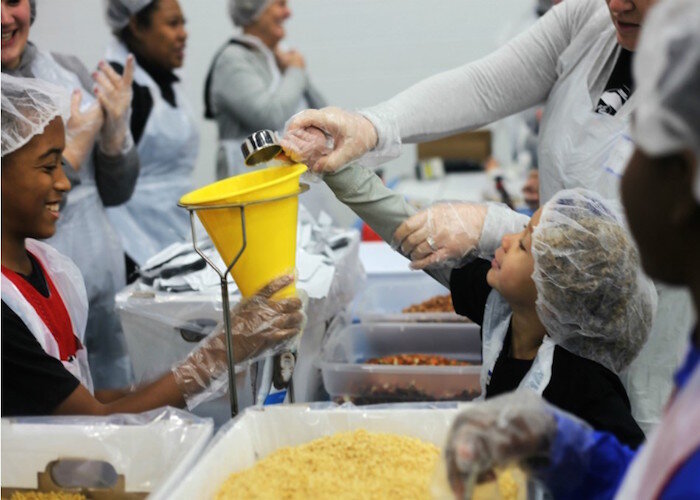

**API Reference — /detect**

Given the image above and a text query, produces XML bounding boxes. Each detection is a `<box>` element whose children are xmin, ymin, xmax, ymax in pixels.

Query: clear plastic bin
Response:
<box><xmin>349</xmin><ymin>274</ymin><xmax>470</xmax><ymax>323</ymax></box>
<box><xmin>0</xmin><ymin>408</ymin><xmax>212</xmax><ymax>499</ymax></box>
<box><xmin>320</xmin><ymin>323</ymin><xmax>482</xmax><ymax>404</ymax></box>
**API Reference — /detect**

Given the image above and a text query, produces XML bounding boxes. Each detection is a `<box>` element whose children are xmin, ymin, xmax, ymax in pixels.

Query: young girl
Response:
<box><xmin>1</xmin><ymin>75</ymin><xmax>304</xmax><ymax>416</ymax></box>
<box><xmin>284</xmin><ymin>145</ymin><xmax>655</xmax><ymax>446</ymax></box>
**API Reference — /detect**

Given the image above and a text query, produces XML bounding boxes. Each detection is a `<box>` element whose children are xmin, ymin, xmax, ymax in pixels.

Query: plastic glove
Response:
<box><xmin>171</xmin><ymin>275</ymin><xmax>305</xmax><ymax>407</ymax></box>
<box><xmin>281</xmin><ymin>106</ymin><xmax>377</xmax><ymax>173</ymax></box>
<box><xmin>93</xmin><ymin>55</ymin><xmax>135</xmax><ymax>156</ymax></box>
<box><xmin>392</xmin><ymin>202</ymin><xmax>487</xmax><ymax>270</ymax></box>
<box><xmin>62</xmin><ymin>89</ymin><xmax>105</xmax><ymax>170</ymax></box>
<box><xmin>445</xmin><ymin>391</ymin><xmax>558</xmax><ymax>498</ymax></box>
<box><xmin>444</xmin><ymin>391</ymin><xmax>597</xmax><ymax>499</ymax></box>
<box><xmin>281</xmin><ymin>125</ymin><xmax>333</xmax><ymax>172</ymax></box>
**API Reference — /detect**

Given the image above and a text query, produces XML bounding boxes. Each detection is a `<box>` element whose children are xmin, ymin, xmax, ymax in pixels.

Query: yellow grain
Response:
<box><xmin>10</xmin><ymin>493</ymin><xmax>86</xmax><ymax>500</ymax></box>
<box><xmin>215</xmin><ymin>429</ymin><xmax>440</xmax><ymax>499</ymax></box>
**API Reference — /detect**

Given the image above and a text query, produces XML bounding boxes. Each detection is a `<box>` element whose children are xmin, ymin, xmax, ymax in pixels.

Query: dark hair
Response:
<box><xmin>116</xmin><ymin>0</ymin><xmax>161</xmax><ymax>53</ymax></box>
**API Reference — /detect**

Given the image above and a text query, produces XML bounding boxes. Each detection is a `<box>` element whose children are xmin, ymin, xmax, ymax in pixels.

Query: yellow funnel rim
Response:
<box><xmin>179</xmin><ymin>164</ymin><xmax>307</xmax><ymax>206</ymax></box>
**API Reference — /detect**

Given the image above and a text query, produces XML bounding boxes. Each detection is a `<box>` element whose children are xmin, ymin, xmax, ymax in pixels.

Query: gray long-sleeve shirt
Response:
<box><xmin>6</xmin><ymin>43</ymin><xmax>139</xmax><ymax>207</ymax></box>
<box><xmin>360</xmin><ymin>0</ymin><xmax>609</xmax><ymax>165</ymax></box>
<box><xmin>209</xmin><ymin>37</ymin><xmax>326</xmax><ymax>139</ymax></box>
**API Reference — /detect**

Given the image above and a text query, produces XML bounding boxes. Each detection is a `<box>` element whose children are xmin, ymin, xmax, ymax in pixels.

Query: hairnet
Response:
<box><xmin>632</xmin><ymin>0</ymin><xmax>700</xmax><ymax>202</ymax></box>
<box><xmin>531</xmin><ymin>188</ymin><xmax>657</xmax><ymax>374</ymax></box>
<box><xmin>104</xmin><ymin>0</ymin><xmax>155</xmax><ymax>31</ymax></box>
<box><xmin>1</xmin><ymin>74</ymin><xmax>70</xmax><ymax>157</ymax></box>
<box><xmin>228</xmin><ymin>0</ymin><xmax>274</xmax><ymax>27</ymax></box>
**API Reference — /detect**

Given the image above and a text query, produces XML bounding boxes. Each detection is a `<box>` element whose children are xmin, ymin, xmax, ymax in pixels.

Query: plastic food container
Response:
<box><xmin>349</xmin><ymin>274</ymin><xmax>469</xmax><ymax>323</ymax></box>
<box><xmin>0</xmin><ymin>408</ymin><xmax>213</xmax><ymax>499</ymax></box>
<box><xmin>169</xmin><ymin>404</ymin><xmax>460</xmax><ymax>499</ymax></box>
<box><xmin>320</xmin><ymin>323</ymin><xmax>482</xmax><ymax>404</ymax></box>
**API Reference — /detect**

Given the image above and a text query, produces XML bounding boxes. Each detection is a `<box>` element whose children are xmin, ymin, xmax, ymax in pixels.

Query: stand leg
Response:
<box><xmin>220</xmin><ymin>278</ymin><xmax>239</xmax><ymax>417</ymax></box>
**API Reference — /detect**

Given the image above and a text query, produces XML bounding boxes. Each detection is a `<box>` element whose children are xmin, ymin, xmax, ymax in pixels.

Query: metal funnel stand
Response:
<box><xmin>178</xmin><ymin>184</ymin><xmax>309</xmax><ymax>418</ymax></box>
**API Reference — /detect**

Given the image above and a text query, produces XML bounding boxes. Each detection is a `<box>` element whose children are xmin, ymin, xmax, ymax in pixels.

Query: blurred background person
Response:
<box><xmin>1</xmin><ymin>0</ymin><xmax>138</xmax><ymax>389</ymax></box>
<box><xmin>104</xmin><ymin>0</ymin><xmax>199</xmax><ymax>275</ymax></box>
<box><xmin>205</xmin><ymin>0</ymin><xmax>325</xmax><ymax>178</ymax></box>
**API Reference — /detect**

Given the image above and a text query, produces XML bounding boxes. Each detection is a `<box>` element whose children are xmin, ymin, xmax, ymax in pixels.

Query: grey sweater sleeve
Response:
<box><xmin>211</xmin><ymin>45</ymin><xmax>309</xmax><ymax>131</ymax></box>
<box><xmin>323</xmin><ymin>165</ymin><xmax>452</xmax><ymax>287</ymax></box>
<box><xmin>361</xmin><ymin>0</ymin><xmax>596</xmax><ymax>160</ymax></box>
<box><xmin>52</xmin><ymin>52</ymin><xmax>140</xmax><ymax>207</ymax></box>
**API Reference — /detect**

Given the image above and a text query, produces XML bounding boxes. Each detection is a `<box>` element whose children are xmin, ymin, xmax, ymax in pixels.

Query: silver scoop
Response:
<box><xmin>241</xmin><ymin>129</ymin><xmax>285</xmax><ymax>167</ymax></box>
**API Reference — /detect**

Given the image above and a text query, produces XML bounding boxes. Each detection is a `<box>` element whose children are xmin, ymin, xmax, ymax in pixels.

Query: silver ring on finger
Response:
<box><xmin>426</xmin><ymin>236</ymin><xmax>438</xmax><ymax>251</ymax></box>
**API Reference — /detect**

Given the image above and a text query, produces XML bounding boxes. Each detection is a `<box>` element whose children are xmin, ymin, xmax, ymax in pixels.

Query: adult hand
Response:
<box><xmin>444</xmin><ymin>391</ymin><xmax>558</xmax><ymax>498</ymax></box>
<box><xmin>393</xmin><ymin>202</ymin><xmax>487</xmax><ymax>269</ymax></box>
<box><xmin>275</xmin><ymin>48</ymin><xmax>306</xmax><ymax>70</ymax></box>
<box><xmin>171</xmin><ymin>275</ymin><xmax>305</xmax><ymax>406</ymax></box>
<box><xmin>93</xmin><ymin>55</ymin><xmax>135</xmax><ymax>156</ymax></box>
<box><xmin>62</xmin><ymin>89</ymin><xmax>105</xmax><ymax>170</ymax></box>
<box><xmin>281</xmin><ymin>106</ymin><xmax>378</xmax><ymax>173</ymax></box>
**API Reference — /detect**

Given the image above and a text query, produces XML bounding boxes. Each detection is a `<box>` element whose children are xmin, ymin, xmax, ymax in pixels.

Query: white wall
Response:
<box><xmin>31</xmin><ymin>0</ymin><xmax>532</xmax><ymax>189</ymax></box>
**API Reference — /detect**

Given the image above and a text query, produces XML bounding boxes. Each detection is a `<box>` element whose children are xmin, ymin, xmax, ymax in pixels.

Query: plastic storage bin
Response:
<box><xmin>169</xmin><ymin>405</ymin><xmax>460</xmax><ymax>499</ymax></box>
<box><xmin>1</xmin><ymin>408</ymin><xmax>212</xmax><ymax>499</ymax></box>
<box><xmin>349</xmin><ymin>273</ymin><xmax>470</xmax><ymax>323</ymax></box>
<box><xmin>320</xmin><ymin>323</ymin><xmax>482</xmax><ymax>404</ymax></box>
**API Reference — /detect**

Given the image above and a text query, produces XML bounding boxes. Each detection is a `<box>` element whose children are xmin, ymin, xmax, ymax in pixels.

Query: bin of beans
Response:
<box><xmin>350</xmin><ymin>275</ymin><xmax>470</xmax><ymax>323</ymax></box>
<box><xmin>320</xmin><ymin>323</ymin><xmax>482</xmax><ymax>404</ymax></box>
<box><xmin>169</xmin><ymin>405</ymin><xmax>531</xmax><ymax>500</ymax></box>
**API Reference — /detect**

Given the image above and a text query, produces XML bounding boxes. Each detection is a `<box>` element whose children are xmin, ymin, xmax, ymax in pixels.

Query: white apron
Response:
<box><xmin>30</xmin><ymin>48</ymin><xmax>131</xmax><ymax>389</ymax></box>
<box><xmin>479</xmin><ymin>291</ymin><xmax>556</xmax><ymax>398</ymax></box>
<box><xmin>537</xmin><ymin>12</ymin><xmax>694</xmax><ymax>433</ymax></box>
<box><xmin>218</xmin><ymin>35</ymin><xmax>309</xmax><ymax>177</ymax></box>
<box><xmin>105</xmin><ymin>39</ymin><xmax>200</xmax><ymax>266</ymax></box>
<box><xmin>1</xmin><ymin>240</ymin><xmax>94</xmax><ymax>392</ymax></box>
<box><xmin>615</xmin><ymin>360</ymin><xmax>700</xmax><ymax>499</ymax></box>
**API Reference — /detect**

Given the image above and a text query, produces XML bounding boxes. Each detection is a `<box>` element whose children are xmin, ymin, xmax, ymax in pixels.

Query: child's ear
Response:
<box><xmin>128</xmin><ymin>17</ymin><xmax>144</xmax><ymax>42</ymax></box>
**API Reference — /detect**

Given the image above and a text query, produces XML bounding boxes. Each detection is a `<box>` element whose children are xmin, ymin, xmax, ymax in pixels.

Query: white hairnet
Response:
<box><xmin>1</xmin><ymin>74</ymin><xmax>70</xmax><ymax>157</ymax></box>
<box><xmin>228</xmin><ymin>0</ymin><xmax>274</xmax><ymax>27</ymax></box>
<box><xmin>104</xmin><ymin>0</ymin><xmax>155</xmax><ymax>31</ymax></box>
<box><xmin>632</xmin><ymin>0</ymin><xmax>700</xmax><ymax>202</ymax></box>
<box><xmin>531</xmin><ymin>188</ymin><xmax>657</xmax><ymax>374</ymax></box>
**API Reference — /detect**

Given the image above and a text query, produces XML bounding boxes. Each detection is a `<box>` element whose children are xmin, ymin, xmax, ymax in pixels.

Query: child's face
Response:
<box><xmin>486</xmin><ymin>208</ymin><xmax>541</xmax><ymax>308</ymax></box>
<box><xmin>1</xmin><ymin>117</ymin><xmax>70</xmax><ymax>240</ymax></box>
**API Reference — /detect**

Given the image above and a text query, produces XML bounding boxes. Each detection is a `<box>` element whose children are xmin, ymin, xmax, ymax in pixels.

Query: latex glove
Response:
<box><xmin>445</xmin><ymin>391</ymin><xmax>559</xmax><ymax>498</ymax></box>
<box><xmin>62</xmin><ymin>89</ymin><xmax>105</xmax><ymax>170</ymax></box>
<box><xmin>93</xmin><ymin>55</ymin><xmax>135</xmax><ymax>156</ymax></box>
<box><xmin>392</xmin><ymin>202</ymin><xmax>487</xmax><ymax>269</ymax></box>
<box><xmin>281</xmin><ymin>126</ymin><xmax>333</xmax><ymax>172</ymax></box>
<box><xmin>281</xmin><ymin>106</ymin><xmax>377</xmax><ymax>173</ymax></box>
<box><xmin>172</xmin><ymin>275</ymin><xmax>305</xmax><ymax>407</ymax></box>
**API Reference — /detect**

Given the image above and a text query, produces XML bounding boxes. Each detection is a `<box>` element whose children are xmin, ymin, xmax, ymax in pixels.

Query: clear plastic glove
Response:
<box><xmin>93</xmin><ymin>55</ymin><xmax>135</xmax><ymax>156</ymax></box>
<box><xmin>445</xmin><ymin>391</ymin><xmax>559</xmax><ymax>498</ymax></box>
<box><xmin>281</xmin><ymin>106</ymin><xmax>377</xmax><ymax>173</ymax></box>
<box><xmin>63</xmin><ymin>89</ymin><xmax>105</xmax><ymax>169</ymax></box>
<box><xmin>171</xmin><ymin>275</ymin><xmax>305</xmax><ymax>408</ymax></box>
<box><xmin>392</xmin><ymin>202</ymin><xmax>487</xmax><ymax>270</ymax></box>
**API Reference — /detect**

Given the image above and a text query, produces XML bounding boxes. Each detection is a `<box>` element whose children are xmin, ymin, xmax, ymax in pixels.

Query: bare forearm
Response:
<box><xmin>55</xmin><ymin>373</ymin><xmax>185</xmax><ymax>416</ymax></box>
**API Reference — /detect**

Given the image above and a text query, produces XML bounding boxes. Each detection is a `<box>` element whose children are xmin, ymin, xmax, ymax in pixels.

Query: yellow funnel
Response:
<box><xmin>179</xmin><ymin>164</ymin><xmax>307</xmax><ymax>298</ymax></box>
